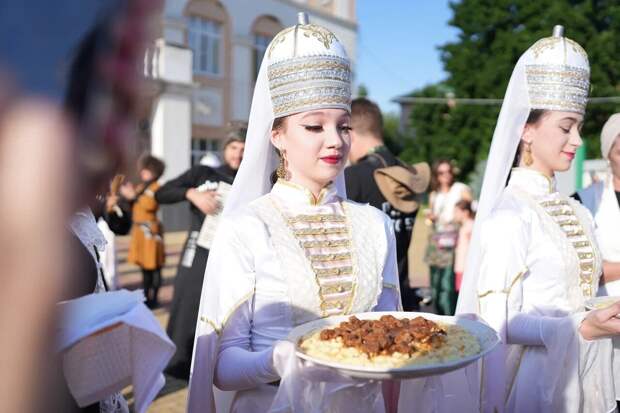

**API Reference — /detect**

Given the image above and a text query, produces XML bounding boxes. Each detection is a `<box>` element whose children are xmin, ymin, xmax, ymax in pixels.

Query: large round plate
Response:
<box><xmin>585</xmin><ymin>296</ymin><xmax>620</xmax><ymax>311</ymax></box>
<box><xmin>288</xmin><ymin>311</ymin><xmax>499</xmax><ymax>380</ymax></box>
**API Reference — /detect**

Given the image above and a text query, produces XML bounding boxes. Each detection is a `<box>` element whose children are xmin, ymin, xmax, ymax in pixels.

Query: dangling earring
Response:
<box><xmin>523</xmin><ymin>141</ymin><xmax>534</xmax><ymax>166</ymax></box>
<box><xmin>277</xmin><ymin>150</ymin><xmax>288</xmax><ymax>180</ymax></box>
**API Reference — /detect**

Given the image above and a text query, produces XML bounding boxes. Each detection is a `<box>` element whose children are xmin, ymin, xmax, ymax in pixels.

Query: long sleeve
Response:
<box><xmin>214</xmin><ymin>302</ymin><xmax>280</xmax><ymax>391</ymax></box>
<box><xmin>155</xmin><ymin>166</ymin><xmax>203</xmax><ymax>204</ymax></box>
<box><xmin>477</xmin><ymin>207</ymin><xmax>529</xmax><ymax>337</ymax></box>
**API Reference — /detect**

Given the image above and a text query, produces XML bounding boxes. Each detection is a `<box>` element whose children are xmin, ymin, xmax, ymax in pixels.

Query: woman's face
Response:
<box><xmin>522</xmin><ymin>111</ymin><xmax>584</xmax><ymax>175</ymax></box>
<box><xmin>271</xmin><ymin>108</ymin><xmax>351</xmax><ymax>189</ymax></box>
<box><xmin>609</xmin><ymin>136</ymin><xmax>620</xmax><ymax>179</ymax></box>
<box><xmin>436</xmin><ymin>162</ymin><xmax>454</xmax><ymax>188</ymax></box>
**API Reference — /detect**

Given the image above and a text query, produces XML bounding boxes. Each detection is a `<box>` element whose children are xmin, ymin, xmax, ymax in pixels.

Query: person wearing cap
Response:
<box><xmin>443</xmin><ymin>26</ymin><xmax>620</xmax><ymax>412</ymax></box>
<box><xmin>154</xmin><ymin>135</ymin><xmax>244</xmax><ymax>380</ymax></box>
<box><xmin>345</xmin><ymin>97</ymin><xmax>430</xmax><ymax>311</ymax></box>
<box><xmin>187</xmin><ymin>14</ymin><xmax>401</xmax><ymax>413</ymax></box>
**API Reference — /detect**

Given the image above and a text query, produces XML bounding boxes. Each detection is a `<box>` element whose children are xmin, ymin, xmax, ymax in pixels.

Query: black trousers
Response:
<box><xmin>142</xmin><ymin>268</ymin><xmax>162</xmax><ymax>305</ymax></box>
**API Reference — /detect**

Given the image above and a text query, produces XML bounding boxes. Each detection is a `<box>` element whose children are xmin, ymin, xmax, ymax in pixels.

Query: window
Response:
<box><xmin>191</xmin><ymin>138</ymin><xmax>219</xmax><ymax>166</ymax></box>
<box><xmin>188</xmin><ymin>16</ymin><xmax>222</xmax><ymax>75</ymax></box>
<box><xmin>253</xmin><ymin>34</ymin><xmax>271</xmax><ymax>78</ymax></box>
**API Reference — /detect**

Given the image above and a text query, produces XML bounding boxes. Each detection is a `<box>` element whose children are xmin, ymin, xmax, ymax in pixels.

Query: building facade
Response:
<box><xmin>143</xmin><ymin>0</ymin><xmax>357</xmax><ymax>229</ymax></box>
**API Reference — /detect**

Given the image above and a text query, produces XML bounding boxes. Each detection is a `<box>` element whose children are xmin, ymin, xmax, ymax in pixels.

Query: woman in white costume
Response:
<box><xmin>187</xmin><ymin>13</ymin><xmax>400</xmax><ymax>413</ymax></box>
<box><xmin>577</xmin><ymin>114</ymin><xmax>620</xmax><ymax>295</ymax></box>
<box><xmin>577</xmin><ymin>113</ymin><xmax>620</xmax><ymax>406</ymax></box>
<box><xmin>452</xmin><ymin>26</ymin><xmax>620</xmax><ymax>412</ymax></box>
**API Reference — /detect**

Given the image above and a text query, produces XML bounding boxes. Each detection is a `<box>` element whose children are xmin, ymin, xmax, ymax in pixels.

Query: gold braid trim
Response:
<box><xmin>478</xmin><ymin>268</ymin><xmax>528</xmax><ymax>299</ymax></box>
<box><xmin>198</xmin><ymin>291</ymin><xmax>254</xmax><ymax>336</ymax></box>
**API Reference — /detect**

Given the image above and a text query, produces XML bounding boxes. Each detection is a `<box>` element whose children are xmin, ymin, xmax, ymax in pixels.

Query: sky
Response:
<box><xmin>355</xmin><ymin>0</ymin><xmax>460</xmax><ymax>114</ymax></box>
<box><xmin>0</xmin><ymin>0</ymin><xmax>458</xmax><ymax>113</ymax></box>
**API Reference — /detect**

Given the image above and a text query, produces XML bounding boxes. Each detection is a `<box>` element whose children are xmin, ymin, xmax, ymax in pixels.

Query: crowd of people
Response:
<box><xmin>3</xmin><ymin>4</ymin><xmax>620</xmax><ymax>413</ymax></box>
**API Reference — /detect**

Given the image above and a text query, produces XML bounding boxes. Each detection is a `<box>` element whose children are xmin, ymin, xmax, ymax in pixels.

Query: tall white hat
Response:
<box><xmin>524</xmin><ymin>25</ymin><xmax>590</xmax><ymax>114</ymax></box>
<box><xmin>266</xmin><ymin>13</ymin><xmax>352</xmax><ymax>117</ymax></box>
<box><xmin>223</xmin><ymin>13</ymin><xmax>352</xmax><ymax>215</ymax></box>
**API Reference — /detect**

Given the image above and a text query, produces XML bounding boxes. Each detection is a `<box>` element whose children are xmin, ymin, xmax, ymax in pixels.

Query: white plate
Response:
<box><xmin>287</xmin><ymin>311</ymin><xmax>499</xmax><ymax>380</ymax></box>
<box><xmin>585</xmin><ymin>296</ymin><xmax>620</xmax><ymax>311</ymax></box>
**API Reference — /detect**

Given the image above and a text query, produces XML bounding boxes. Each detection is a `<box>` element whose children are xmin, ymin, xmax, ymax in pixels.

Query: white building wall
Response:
<box><xmin>151</xmin><ymin>93</ymin><xmax>192</xmax><ymax>182</ymax></box>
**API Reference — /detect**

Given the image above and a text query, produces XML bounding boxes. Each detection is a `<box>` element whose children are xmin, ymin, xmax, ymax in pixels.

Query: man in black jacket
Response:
<box><xmin>345</xmin><ymin>98</ymin><xmax>427</xmax><ymax>311</ymax></box>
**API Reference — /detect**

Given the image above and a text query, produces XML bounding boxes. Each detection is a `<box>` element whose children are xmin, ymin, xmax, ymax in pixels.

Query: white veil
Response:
<box><xmin>456</xmin><ymin>53</ymin><xmax>531</xmax><ymax>315</ymax></box>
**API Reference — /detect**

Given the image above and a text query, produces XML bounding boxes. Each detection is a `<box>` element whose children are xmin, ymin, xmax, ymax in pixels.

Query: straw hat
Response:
<box><xmin>373</xmin><ymin>162</ymin><xmax>430</xmax><ymax>213</ymax></box>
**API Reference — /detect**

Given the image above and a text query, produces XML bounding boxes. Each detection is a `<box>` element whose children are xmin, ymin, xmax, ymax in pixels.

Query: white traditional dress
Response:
<box><xmin>401</xmin><ymin>27</ymin><xmax>618</xmax><ymax>413</ymax></box>
<box><xmin>189</xmin><ymin>181</ymin><xmax>400</xmax><ymax>412</ymax></box>
<box><xmin>187</xmin><ymin>13</ymin><xmax>401</xmax><ymax>413</ymax></box>
<box><xmin>579</xmin><ymin>170</ymin><xmax>620</xmax><ymax>402</ymax></box>
<box><xmin>477</xmin><ymin>168</ymin><xmax>614</xmax><ymax>412</ymax></box>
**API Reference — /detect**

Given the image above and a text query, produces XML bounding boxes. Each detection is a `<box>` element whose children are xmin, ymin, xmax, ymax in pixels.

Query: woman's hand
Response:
<box><xmin>186</xmin><ymin>188</ymin><xmax>220</xmax><ymax>215</ymax></box>
<box><xmin>579</xmin><ymin>301</ymin><xmax>620</xmax><ymax>340</ymax></box>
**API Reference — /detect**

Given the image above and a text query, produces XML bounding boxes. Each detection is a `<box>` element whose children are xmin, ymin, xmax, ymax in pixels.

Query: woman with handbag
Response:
<box><xmin>425</xmin><ymin>159</ymin><xmax>471</xmax><ymax>315</ymax></box>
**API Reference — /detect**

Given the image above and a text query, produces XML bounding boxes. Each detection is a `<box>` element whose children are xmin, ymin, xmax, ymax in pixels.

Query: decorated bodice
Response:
<box><xmin>504</xmin><ymin>169</ymin><xmax>601</xmax><ymax>311</ymax></box>
<box><xmin>246</xmin><ymin>180</ymin><xmax>390</xmax><ymax>351</ymax></box>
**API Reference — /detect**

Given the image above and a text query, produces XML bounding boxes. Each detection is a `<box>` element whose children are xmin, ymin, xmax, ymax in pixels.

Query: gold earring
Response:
<box><xmin>523</xmin><ymin>142</ymin><xmax>533</xmax><ymax>166</ymax></box>
<box><xmin>277</xmin><ymin>150</ymin><xmax>287</xmax><ymax>180</ymax></box>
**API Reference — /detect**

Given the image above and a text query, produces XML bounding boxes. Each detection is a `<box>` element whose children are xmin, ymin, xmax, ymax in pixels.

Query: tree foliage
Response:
<box><xmin>400</xmin><ymin>0</ymin><xmax>620</xmax><ymax>180</ymax></box>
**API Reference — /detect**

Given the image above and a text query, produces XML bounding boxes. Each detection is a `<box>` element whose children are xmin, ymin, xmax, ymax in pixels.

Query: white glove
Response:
<box><xmin>269</xmin><ymin>340</ymin><xmax>385</xmax><ymax>413</ymax></box>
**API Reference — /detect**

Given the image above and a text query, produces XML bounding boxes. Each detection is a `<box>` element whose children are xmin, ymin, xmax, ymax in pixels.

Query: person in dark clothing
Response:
<box><xmin>344</xmin><ymin>98</ymin><xmax>429</xmax><ymax>311</ymax></box>
<box><xmin>155</xmin><ymin>136</ymin><xmax>244</xmax><ymax>380</ymax></box>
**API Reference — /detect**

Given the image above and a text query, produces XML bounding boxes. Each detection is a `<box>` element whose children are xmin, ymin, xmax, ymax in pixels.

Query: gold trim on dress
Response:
<box><xmin>315</xmin><ymin>266</ymin><xmax>353</xmax><ymax>277</ymax></box>
<box><xmin>293</xmin><ymin>227</ymin><xmax>348</xmax><ymax>236</ymax></box>
<box><xmin>309</xmin><ymin>252</ymin><xmax>352</xmax><ymax>262</ymax></box>
<box><xmin>478</xmin><ymin>269</ymin><xmax>528</xmax><ymax>299</ymax></box>
<box><xmin>288</xmin><ymin>214</ymin><xmax>346</xmax><ymax>224</ymax></box>
<box><xmin>199</xmin><ymin>291</ymin><xmax>254</xmax><ymax>336</ymax></box>
<box><xmin>302</xmin><ymin>239</ymin><xmax>350</xmax><ymax>248</ymax></box>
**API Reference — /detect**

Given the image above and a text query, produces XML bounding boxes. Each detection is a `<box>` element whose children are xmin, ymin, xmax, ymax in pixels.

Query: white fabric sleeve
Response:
<box><xmin>213</xmin><ymin>300</ymin><xmax>280</xmax><ymax>391</ymax></box>
<box><xmin>374</xmin><ymin>214</ymin><xmax>402</xmax><ymax>311</ymax></box>
<box><xmin>506</xmin><ymin>311</ymin><xmax>574</xmax><ymax>346</ymax></box>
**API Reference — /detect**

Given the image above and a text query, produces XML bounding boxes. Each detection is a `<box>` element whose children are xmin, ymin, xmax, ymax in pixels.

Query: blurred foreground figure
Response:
<box><xmin>0</xmin><ymin>99</ymin><xmax>72</xmax><ymax>413</ymax></box>
<box><xmin>0</xmin><ymin>1</ymin><xmax>172</xmax><ymax>412</ymax></box>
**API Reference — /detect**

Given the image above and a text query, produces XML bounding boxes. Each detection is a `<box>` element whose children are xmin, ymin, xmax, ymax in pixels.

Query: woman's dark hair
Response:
<box><xmin>455</xmin><ymin>199</ymin><xmax>474</xmax><ymax>217</ymax></box>
<box><xmin>511</xmin><ymin>109</ymin><xmax>549</xmax><ymax>167</ymax></box>
<box><xmin>138</xmin><ymin>155</ymin><xmax>165</xmax><ymax>180</ymax></box>
<box><xmin>430</xmin><ymin>159</ymin><xmax>457</xmax><ymax>191</ymax></box>
<box><xmin>270</xmin><ymin>117</ymin><xmax>286</xmax><ymax>184</ymax></box>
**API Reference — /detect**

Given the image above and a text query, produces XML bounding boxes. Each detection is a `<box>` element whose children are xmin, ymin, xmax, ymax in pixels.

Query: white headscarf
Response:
<box><xmin>601</xmin><ymin>113</ymin><xmax>620</xmax><ymax>160</ymax></box>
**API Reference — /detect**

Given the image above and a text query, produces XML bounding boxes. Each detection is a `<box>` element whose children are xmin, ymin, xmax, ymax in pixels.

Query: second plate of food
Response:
<box><xmin>288</xmin><ymin>311</ymin><xmax>499</xmax><ymax>380</ymax></box>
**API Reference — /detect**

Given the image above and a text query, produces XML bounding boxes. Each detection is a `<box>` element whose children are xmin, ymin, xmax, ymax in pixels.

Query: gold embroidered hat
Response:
<box><xmin>524</xmin><ymin>25</ymin><xmax>590</xmax><ymax>114</ymax></box>
<box><xmin>266</xmin><ymin>13</ymin><xmax>352</xmax><ymax>118</ymax></box>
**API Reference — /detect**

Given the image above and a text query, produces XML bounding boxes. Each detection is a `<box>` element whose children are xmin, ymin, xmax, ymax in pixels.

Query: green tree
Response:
<box><xmin>357</xmin><ymin>83</ymin><xmax>369</xmax><ymax>98</ymax></box>
<box><xmin>402</xmin><ymin>0</ymin><xmax>620</xmax><ymax>180</ymax></box>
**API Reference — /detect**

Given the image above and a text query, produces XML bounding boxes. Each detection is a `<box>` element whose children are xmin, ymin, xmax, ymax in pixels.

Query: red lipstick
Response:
<box><xmin>562</xmin><ymin>151</ymin><xmax>575</xmax><ymax>160</ymax></box>
<box><xmin>320</xmin><ymin>155</ymin><xmax>341</xmax><ymax>165</ymax></box>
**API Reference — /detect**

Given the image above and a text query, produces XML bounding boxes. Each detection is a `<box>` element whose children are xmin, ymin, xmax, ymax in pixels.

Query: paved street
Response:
<box><xmin>116</xmin><ymin>231</ymin><xmax>189</xmax><ymax>412</ymax></box>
